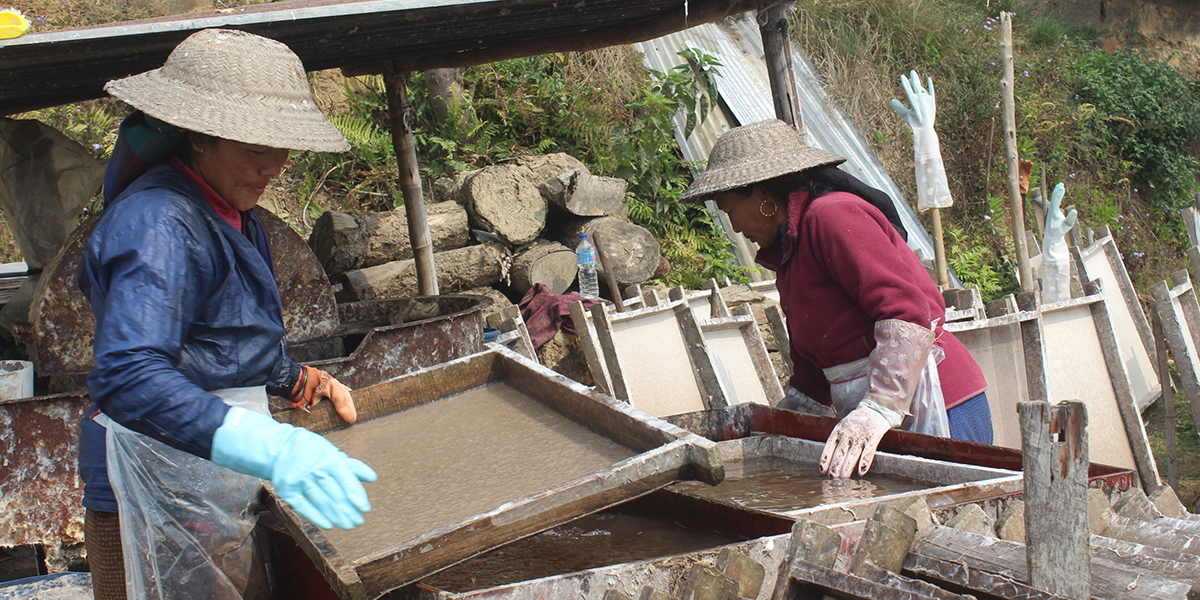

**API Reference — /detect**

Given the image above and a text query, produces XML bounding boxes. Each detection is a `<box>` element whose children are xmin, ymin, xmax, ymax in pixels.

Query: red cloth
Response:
<box><xmin>169</xmin><ymin>157</ymin><xmax>244</xmax><ymax>232</ymax></box>
<box><xmin>757</xmin><ymin>188</ymin><xmax>987</xmax><ymax>410</ymax></box>
<box><xmin>519</xmin><ymin>283</ymin><xmax>598</xmax><ymax>349</ymax></box>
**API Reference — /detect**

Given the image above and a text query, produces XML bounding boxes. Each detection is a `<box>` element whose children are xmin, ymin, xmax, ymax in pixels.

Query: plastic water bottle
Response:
<box><xmin>576</xmin><ymin>234</ymin><xmax>599</xmax><ymax>300</ymax></box>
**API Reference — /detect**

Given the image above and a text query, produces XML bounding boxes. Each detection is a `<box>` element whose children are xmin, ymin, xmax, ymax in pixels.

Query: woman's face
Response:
<box><xmin>189</xmin><ymin>137</ymin><xmax>290</xmax><ymax>211</ymax></box>
<box><xmin>713</xmin><ymin>186</ymin><xmax>784</xmax><ymax>248</ymax></box>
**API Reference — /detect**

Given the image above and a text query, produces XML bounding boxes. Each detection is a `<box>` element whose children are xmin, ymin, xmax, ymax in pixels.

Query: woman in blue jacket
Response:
<box><xmin>78</xmin><ymin>29</ymin><xmax>374</xmax><ymax>599</ymax></box>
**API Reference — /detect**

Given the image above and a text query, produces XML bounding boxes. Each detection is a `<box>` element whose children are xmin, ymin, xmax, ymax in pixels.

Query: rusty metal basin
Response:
<box><xmin>299</xmin><ymin>294</ymin><xmax>492</xmax><ymax>390</ymax></box>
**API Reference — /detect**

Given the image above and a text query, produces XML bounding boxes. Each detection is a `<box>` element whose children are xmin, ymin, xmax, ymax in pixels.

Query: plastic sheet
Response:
<box><xmin>102</xmin><ymin>387</ymin><xmax>267</xmax><ymax>600</ymax></box>
<box><xmin>0</xmin><ymin>119</ymin><xmax>105</xmax><ymax>269</ymax></box>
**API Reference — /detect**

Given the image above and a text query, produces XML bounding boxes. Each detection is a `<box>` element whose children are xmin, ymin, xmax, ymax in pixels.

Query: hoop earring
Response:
<box><xmin>759</xmin><ymin>197</ymin><xmax>779</xmax><ymax>218</ymax></box>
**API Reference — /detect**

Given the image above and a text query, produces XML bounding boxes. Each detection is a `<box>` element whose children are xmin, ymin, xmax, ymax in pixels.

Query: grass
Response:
<box><xmin>1143</xmin><ymin>384</ymin><xmax>1200</xmax><ymax>508</ymax></box>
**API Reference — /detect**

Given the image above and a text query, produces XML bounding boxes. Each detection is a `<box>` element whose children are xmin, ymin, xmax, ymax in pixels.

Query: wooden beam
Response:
<box><xmin>757</xmin><ymin>0</ymin><xmax>803</xmax><ymax>132</ymax></box>
<box><xmin>1020</xmin><ymin>400</ymin><xmax>1090</xmax><ymax>599</ymax></box>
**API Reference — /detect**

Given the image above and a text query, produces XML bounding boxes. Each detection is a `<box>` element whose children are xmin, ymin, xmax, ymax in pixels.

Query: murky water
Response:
<box><xmin>318</xmin><ymin>383</ymin><xmax>635</xmax><ymax>563</ymax></box>
<box><xmin>421</xmin><ymin>510</ymin><xmax>744</xmax><ymax>592</ymax></box>
<box><xmin>670</xmin><ymin>456</ymin><xmax>930</xmax><ymax>512</ymax></box>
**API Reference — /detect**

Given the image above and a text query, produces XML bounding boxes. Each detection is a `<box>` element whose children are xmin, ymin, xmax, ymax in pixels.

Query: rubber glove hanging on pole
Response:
<box><xmin>892</xmin><ymin>70</ymin><xmax>953</xmax><ymax>288</ymax></box>
<box><xmin>1040</xmin><ymin>182</ymin><xmax>1077</xmax><ymax>303</ymax></box>
<box><xmin>891</xmin><ymin>71</ymin><xmax>953</xmax><ymax>212</ymax></box>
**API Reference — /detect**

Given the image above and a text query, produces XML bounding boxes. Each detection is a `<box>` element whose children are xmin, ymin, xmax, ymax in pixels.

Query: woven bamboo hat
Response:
<box><xmin>104</xmin><ymin>29</ymin><xmax>350</xmax><ymax>153</ymax></box>
<box><xmin>681</xmin><ymin>119</ymin><xmax>845</xmax><ymax>203</ymax></box>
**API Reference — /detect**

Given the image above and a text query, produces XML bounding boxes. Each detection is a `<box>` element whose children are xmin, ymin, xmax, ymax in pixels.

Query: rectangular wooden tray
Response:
<box><xmin>266</xmin><ymin>346</ymin><xmax>724</xmax><ymax>600</ymax></box>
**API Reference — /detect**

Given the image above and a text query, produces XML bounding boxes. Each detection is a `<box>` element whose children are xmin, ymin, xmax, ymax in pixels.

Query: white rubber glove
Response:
<box><xmin>821</xmin><ymin>319</ymin><xmax>933</xmax><ymax>478</ymax></box>
<box><xmin>1040</xmin><ymin>182</ymin><xmax>1077</xmax><ymax>303</ymax></box>
<box><xmin>891</xmin><ymin>71</ymin><xmax>953</xmax><ymax>212</ymax></box>
<box><xmin>819</xmin><ymin>406</ymin><xmax>892</xmax><ymax>478</ymax></box>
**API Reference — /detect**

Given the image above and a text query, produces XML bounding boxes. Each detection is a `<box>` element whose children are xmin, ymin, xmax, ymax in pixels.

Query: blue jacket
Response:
<box><xmin>77</xmin><ymin>162</ymin><xmax>299</xmax><ymax>512</ymax></box>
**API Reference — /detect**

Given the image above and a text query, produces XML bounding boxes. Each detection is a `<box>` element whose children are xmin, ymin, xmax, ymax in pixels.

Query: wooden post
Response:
<box><xmin>383</xmin><ymin>62</ymin><xmax>439</xmax><ymax>295</ymax></box>
<box><xmin>1154</xmin><ymin>311</ymin><xmax>1180</xmax><ymax>493</ymax></box>
<box><xmin>593</xmin><ymin>231</ymin><xmax>625</xmax><ymax>312</ymax></box>
<box><xmin>758</xmin><ymin>0</ymin><xmax>803</xmax><ymax>133</ymax></box>
<box><xmin>1019</xmin><ymin>400</ymin><xmax>1090</xmax><ymax>600</ymax></box>
<box><xmin>930</xmin><ymin>207</ymin><xmax>949</xmax><ymax>289</ymax></box>
<box><xmin>1000</xmin><ymin>12</ymin><xmax>1033</xmax><ymax>292</ymax></box>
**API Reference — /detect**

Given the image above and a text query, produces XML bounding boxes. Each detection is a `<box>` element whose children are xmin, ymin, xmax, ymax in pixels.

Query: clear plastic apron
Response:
<box><xmin>99</xmin><ymin>386</ymin><xmax>267</xmax><ymax>600</ymax></box>
<box><xmin>821</xmin><ymin>347</ymin><xmax>950</xmax><ymax>437</ymax></box>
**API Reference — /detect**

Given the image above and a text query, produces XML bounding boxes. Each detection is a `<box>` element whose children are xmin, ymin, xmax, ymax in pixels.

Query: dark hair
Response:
<box><xmin>786</xmin><ymin>166</ymin><xmax>908</xmax><ymax>241</ymax></box>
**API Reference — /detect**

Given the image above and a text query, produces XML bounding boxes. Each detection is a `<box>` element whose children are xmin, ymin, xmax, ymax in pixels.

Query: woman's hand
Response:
<box><xmin>291</xmin><ymin>366</ymin><xmax>357</xmax><ymax>423</ymax></box>
<box><xmin>819</xmin><ymin>406</ymin><xmax>891</xmax><ymax>478</ymax></box>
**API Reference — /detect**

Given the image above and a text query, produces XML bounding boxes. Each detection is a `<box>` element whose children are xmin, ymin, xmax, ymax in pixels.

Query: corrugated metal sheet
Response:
<box><xmin>0</xmin><ymin>0</ymin><xmax>753</xmax><ymax>115</ymax></box>
<box><xmin>639</xmin><ymin>14</ymin><xmax>958</xmax><ymax>284</ymax></box>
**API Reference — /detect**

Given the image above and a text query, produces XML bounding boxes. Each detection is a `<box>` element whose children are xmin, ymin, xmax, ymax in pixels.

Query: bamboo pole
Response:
<box><xmin>931</xmin><ymin>208</ymin><xmax>949</xmax><ymax>289</ymax></box>
<box><xmin>1000</xmin><ymin>12</ymin><xmax>1034</xmax><ymax>292</ymax></box>
<box><xmin>383</xmin><ymin>62</ymin><xmax>439</xmax><ymax>296</ymax></box>
<box><xmin>758</xmin><ymin>0</ymin><xmax>803</xmax><ymax>133</ymax></box>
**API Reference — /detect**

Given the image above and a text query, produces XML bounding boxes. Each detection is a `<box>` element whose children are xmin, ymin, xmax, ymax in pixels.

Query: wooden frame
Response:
<box><xmin>1075</xmin><ymin>225</ymin><xmax>1161</xmax><ymax>411</ymax></box>
<box><xmin>571</xmin><ymin>289</ymin><xmax>727</xmax><ymax>418</ymax></box>
<box><xmin>484</xmin><ymin>305</ymin><xmax>536</xmax><ymax>362</ymax></box>
<box><xmin>690</xmin><ymin>300</ymin><xmax>784</xmax><ymax>408</ymax></box>
<box><xmin>683</xmin><ymin>278</ymin><xmax>731</xmax><ymax>321</ymax></box>
<box><xmin>268</xmin><ymin>346</ymin><xmax>724</xmax><ymax>599</ymax></box>
<box><xmin>1152</xmin><ymin>269</ymin><xmax>1200</xmax><ymax>439</ymax></box>
<box><xmin>945</xmin><ymin>293</ymin><xmax>1045</xmax><ymax>448</ymax></box>
<box><xmin>749</xmin><ymin>278</ymin><xmax>780</xmax><ymax>304</ymax></box>
<box><xmin>1040</xmin><ymin>281</ymin><xmax>1160</xmax><ymax>491</ymax></box>
<box><xmin>941</xmin><ymin>287</ymin><xmax>985</xmax><ymax>323</ymax></box>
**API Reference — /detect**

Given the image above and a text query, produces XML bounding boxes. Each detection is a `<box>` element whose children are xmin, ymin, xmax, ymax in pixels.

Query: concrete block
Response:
<box><xmin>1149</xmin><ymin>485</ymin><xmax>1192</xmax><ymax>519</ymax></box>
<box><xmin>996</xmin><ymin>500</ymin><xmax>1026</xmax><ymax>543</ymax></box>
<box><xmin>716</xmin><ymin>548</ymin><xmax>765</xmax><ymax>599</ymax></box>
<box><xmin>604</xmin><ymin>591</ymin><xmax>635</xmax><ymax>600</ymax></box>
<box><xmin>1088</xmin><ymin>487</ymin><xmax>1115</xmax><ymax>535</ymax></box>
<box><xmin>943</xmin><ymin>504</ymin><xmax>995</xmax><ymax>538</ymax></box>
<box><xmin>681</xmin><ymin>564</ymin><xmax>739</xmax><ymax>600</ymax></box>
<box><xmin>638</xmin><ymin>587</ymin><xmax>678</xmax><ymax>600</ymax></box>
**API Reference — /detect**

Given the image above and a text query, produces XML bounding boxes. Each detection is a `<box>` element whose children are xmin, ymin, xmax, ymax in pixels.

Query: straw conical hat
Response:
<box><xmin>105</xmin><ymin>29</ymin><xmax>349</xmax><ymax>153</ymax></box>
<box><xmin>681</xmin><ymin>119</ymin><xmax>845</xmax><ymax>203</ymax></box>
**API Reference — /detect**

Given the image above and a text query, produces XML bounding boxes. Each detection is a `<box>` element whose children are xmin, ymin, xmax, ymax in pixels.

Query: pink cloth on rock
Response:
<box><xmin>519</xmin><ymin>283</ymin><xmax>598</xmax><ymax>349</ymax></box>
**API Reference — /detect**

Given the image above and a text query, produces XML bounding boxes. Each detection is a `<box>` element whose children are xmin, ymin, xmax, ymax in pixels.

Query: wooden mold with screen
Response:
<box><xmin>263</xmin><ymin>346</ymin><xmax>724</xmax><ymax>600</ymax></box>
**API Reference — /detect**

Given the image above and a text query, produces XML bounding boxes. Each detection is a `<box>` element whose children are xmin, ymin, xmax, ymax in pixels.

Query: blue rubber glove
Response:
<box><xmin>211</xmin><ymin>406</ymin><xmax>377</xmax><ymax>530</ymax></box>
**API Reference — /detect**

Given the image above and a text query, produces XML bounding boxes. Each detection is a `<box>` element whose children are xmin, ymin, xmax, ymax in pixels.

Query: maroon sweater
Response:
<box><xmin>757</xmin><ymin>188</ymin><xmax>987</xmax><ymax>410</ymax></box>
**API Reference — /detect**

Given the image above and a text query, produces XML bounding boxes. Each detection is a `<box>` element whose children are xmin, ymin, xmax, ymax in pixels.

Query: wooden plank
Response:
<box><xmin>1082</xmin><ymin>279</ymin><xmax>1161</xmax><ymax>491</ymax></box>
<box><xmin>673</xmin><ymin>290</ymin><xmax>728</xmax><ymax>411</ymax></box>
<box><xmin>592</xmin><ymin>302</ymin><xmax>630</xmax><ymax>401</ymax></box>
<box><xmin>764</xmin><ymin>304</ymin><xmax>793</xmax><ymax>381</ymax></box>
<box><xmin>1020</xmin><ymin>401</ymin><xmax>1089</xmax><ymax>599</ymax></box>
<box><xmin>915</xmin><ymin>526</ymin><xmax>1194</xmax><ymax>600</ymax></box>
<box><xmin>1076</xmin><ymin>232</ymin><xmax>1160</xmax><ymax>410</ymax></box>
<box><xmin>903</xmin><ymin>553</ymin><xmax>1073</xmax><ymax>600</ymax></box>
<box><xmin>1152</xmin><ymin>276</ymin><xmax>1200</xmax><ymax>438</ymax></box>
<box><xmin>784</xmin><ymin>559</ymin><xmax>974</xmax><ymax>600</ymax></box>
<box><xmin>569</xmin><ymin>299</ymin><xmax>612</xmax><ymax>395</ymax></box>
<box><xmin>1017</xmin><ymin>292</ymin><xmax>1050</xmax><ymax>403</ymax></box>
<box><xmin>697</xmin><ymin>304</ymin><xmax>783</xmax><ymax>408</ymax></box>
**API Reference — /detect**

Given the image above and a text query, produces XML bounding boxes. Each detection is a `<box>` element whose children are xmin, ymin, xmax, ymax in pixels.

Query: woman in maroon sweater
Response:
<box><xmin>682</xmin><ymin>119</ymin><xmax>991</xmax><ymax>478</ymax></box>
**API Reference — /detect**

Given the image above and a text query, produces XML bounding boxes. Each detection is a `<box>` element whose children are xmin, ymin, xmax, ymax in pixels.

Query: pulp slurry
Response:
<box><xmin>421</xmin><ymin>509</ymin><xmax>744</xmax><ymax>592</ymax></box>
<box><xmin>670</xmin><ymin>457</ymin><xmax>928</xmax><ymax>512</ymax></box>
<box><xmin>319</xmin><ymin>383</ymin><xmax>635</xmax><ymax>563</ymax></box>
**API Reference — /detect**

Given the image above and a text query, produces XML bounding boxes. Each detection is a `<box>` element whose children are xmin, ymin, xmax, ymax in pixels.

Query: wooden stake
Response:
<box><xmin>931</xmin><ymin>207</ymin><xmax>949</xmax><ymax>289</ymax></box>
<box><xmin>1153</xmin><ymin>311</ymin><xmax>1179</xmax><ymax>493</ymax></box>
<box><xmin>383</xmin><ymin>63</ymin><xmax>439</xmax><ymax>295</ymax></box>
<box><xmin>593</xmin><ymin>231</ymin><xmax>625</xmax><ymax>312</ymax></box>
<box><xmin>1000</xmin><ymin>12</ymin><xmax>1034</xmax><ymax>292</ymax></box>
<box><xmin>758</xmin><ymin>0</ymin><xmax>803</xmax><ymax>133</ymax></box>
<box><xmin>1019</xmin><ymin>400</ymin><xmax>1090</xmax><ymax>600</ymax></box>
